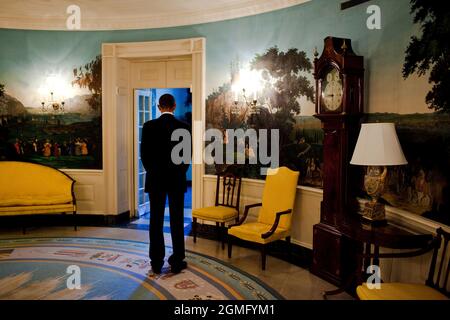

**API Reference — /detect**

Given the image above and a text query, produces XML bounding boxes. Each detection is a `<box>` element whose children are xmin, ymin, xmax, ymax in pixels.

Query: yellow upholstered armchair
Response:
<box><xmin>192</xmin><ymin>166</ymin><xmax>242</xmax><ymax>249</ymax></box>
<box><xmin>227</xmin><ymin>167</ymin><xmax>299</xmax><ymax>270</ymax></box>
<box><xmin>357</xmin><ymin>227</ymin><xmax>449</xmax><ymax>300</ymax></box>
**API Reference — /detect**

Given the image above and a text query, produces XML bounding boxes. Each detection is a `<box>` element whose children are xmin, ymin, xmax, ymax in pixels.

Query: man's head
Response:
<box><xmin>158</xmin><ymin>94</ymin><xmax>176</xmax><ymax>113</ymax></box>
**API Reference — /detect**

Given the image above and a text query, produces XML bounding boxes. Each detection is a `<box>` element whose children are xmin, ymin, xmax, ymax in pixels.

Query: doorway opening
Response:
<box><xmin>132</xmin><ymin>87</ymin><xmax>192</xmax><ymax>234</ymax></box>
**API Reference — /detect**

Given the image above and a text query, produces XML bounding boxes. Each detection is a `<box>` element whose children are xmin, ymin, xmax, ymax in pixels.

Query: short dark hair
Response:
<box><xmin>159</xmin><ymin>94</ymin><xmax>175</xmax><ymax>109</ymax></box>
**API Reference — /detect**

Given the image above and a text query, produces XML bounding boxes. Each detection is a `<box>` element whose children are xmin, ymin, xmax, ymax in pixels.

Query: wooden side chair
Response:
<box><xmin>192</xmin><ymin>166</ymin><xmax>242</xmax><ymax>249</ymax></box>
<box><xmin>227</xmin><ymin>166</ymin><xmax>299</xmax><ymax>270</ymax></box>
<box><xmin>357</xmin><ymin>227</ymin><xmax>450</xmax><ymax>300</ymax></box>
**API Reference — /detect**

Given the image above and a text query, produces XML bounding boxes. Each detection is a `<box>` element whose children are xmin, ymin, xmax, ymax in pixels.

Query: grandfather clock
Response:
<box><xmin>311</xmin><ymin>37</ymin><xmax>364</xmax><ymax>285</ymax></box>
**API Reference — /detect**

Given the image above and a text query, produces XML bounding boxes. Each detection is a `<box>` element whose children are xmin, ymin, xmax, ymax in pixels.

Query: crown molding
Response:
<box><xmin>0</xmin><ymin>0</ymin><xmax>310</xmax><ymax>31</ymax></box>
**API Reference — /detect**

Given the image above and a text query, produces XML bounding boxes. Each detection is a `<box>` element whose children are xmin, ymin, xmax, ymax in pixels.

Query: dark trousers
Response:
<box><xmin>148</xmin><ymin>188</ymin><xmax>186</xmax><ymax>269</ymax></box>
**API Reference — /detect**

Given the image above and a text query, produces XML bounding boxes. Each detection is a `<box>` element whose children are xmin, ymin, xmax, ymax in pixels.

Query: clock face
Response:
<box><xmin>321</xmin><ymin>68</ymin><xmax>343</xmax><ymax>112</ymax></box>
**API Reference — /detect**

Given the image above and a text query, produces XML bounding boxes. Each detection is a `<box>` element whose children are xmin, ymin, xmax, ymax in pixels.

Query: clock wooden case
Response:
<box><xmin>311</xmin><ymin>37</ymin><xmax>364</xmax><ymax>286</ymax></box>
<box><xmin>315</xmin><ymin>37</ymin><xmax>364</xmax><ymax>116</ymax></box>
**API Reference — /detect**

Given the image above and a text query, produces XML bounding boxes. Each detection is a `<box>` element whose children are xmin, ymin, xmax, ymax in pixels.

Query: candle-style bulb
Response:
<box><xmin>314</xmin><ymin>47</ymin><xmax>319</xmax><ymax>59</ymax></box>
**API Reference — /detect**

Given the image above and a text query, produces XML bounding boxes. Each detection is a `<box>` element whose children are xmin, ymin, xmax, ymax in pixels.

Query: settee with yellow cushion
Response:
<box><xmin>356</xmin><ymin>227</ymin><xmax>449</xmax><ymax>300</ymax></box>
<box><xmin>0</xmin><ymin>161</ymin><xmax>77</xmax><ymax>232</ymax></box>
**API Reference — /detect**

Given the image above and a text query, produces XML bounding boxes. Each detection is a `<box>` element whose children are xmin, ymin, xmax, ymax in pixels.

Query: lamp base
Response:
<box><xmin>361</xmin><ymin>201</ymin><xmax>387</xmax><ymax>226</ymax></box>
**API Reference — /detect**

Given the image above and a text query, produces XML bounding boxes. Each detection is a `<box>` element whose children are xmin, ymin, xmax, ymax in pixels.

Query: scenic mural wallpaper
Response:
<box><xmin>203</xmin><ymin>0</ymin><xmax>450</xmax><ymax>226</ymax></box>
<box><xmin>0</xmin><ymin>0</ymin><xmax>448</xmax><ymax>225</ymax></box>
<box><xmin>360</xmin><ymin>0</ymin><xmax>450</xmax><ymax>226</ymax></box>
<box><xmin>205</xmin><ymin>46</ymin><xmax>323</xmax><ymax>188</ymax></box>
<box><xmin>0</xmin><ymin>53</ymin><xmax>102</xmax><ymax>169</ymax></box>
<box><xmin>365</xmin><ymin>113</ymin><xmax>450</xmax><ymax>225</ymax></box>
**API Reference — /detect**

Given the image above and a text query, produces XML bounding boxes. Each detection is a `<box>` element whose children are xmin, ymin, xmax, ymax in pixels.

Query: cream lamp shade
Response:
<box><xmin>350</xmin><ymin>123</ymin><xmax>408</xmax><ymax>166</ymax></box>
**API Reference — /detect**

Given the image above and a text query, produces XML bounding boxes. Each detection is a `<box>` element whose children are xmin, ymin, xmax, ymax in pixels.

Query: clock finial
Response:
<box><xmin>341</xmin><ymin>39</ymin><xmax>348</xmax><ymax>53</ymax></box>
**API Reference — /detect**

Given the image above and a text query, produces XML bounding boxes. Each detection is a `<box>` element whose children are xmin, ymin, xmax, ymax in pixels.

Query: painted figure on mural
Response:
<box><xmin>74</xmin><ymin>138</ymin><xmax>82</xmax><ymax>156</ymax></box>
<box><xmin>313</xmin><ymin>158</ymin><xmax>323</xmax><ymax>186</ymax></box>
<box><xmin>32</xmin><ymin>138</ymin><xmax>38</xmax><ymax>154</ymax></box>
<box><xmin>42</xmin><ymin>140</ymin><xmax>52</xmax><ymax>157</ymax></box>
<box><xmin>53</xmin><ymin>142</ymin><xmax>60</xmax><ymax>157</ymax></box>
<box><xmin>245</xmin><ymin>142</ymin><xmax>256</xmax><ymax>163</ymax></box>
<box><xmin>14</xmin><ymin>138</ymin><xmax>20</xmax><ymax>155</ymax></box>
<box><xmin>81</xmin><ymin>139</ymin><xmax>89</xmax><ymax>156</ymax></box>
<box><xmin>411</xmin><ymin>169</ymin><xmax>431</xmax><ymax>207</ymax></box>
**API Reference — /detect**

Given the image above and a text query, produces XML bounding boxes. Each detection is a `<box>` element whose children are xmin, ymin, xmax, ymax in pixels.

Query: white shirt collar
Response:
<box><xmin>161</xmin><ymin>111</ymin><xmax>174</xmax><ymax>116</ymax></box>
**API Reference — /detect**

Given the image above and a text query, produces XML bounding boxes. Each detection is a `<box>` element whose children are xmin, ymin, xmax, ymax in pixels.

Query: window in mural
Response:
<box><xmin>0</xmin><ymin>55</ymin><xmax>102</xmax><ymax>169</ymax></box>
<box><xmin>205</xmin><ymin>46</ymin><xmax>323</xmax><ymax>188</ymax></box>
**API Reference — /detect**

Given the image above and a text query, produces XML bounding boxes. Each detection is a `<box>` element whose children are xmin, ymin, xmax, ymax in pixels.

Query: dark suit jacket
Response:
<box><xmin>141</xmin><ymin>113</ymin><xmax>191</xmax><ymax>193</ymax></box>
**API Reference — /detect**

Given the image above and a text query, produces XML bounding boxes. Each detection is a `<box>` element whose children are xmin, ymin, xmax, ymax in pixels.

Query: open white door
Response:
<box><xmin>134</xmin><ymin>89</ymin><xmax>152</xmax><ymax>217</ymax></box>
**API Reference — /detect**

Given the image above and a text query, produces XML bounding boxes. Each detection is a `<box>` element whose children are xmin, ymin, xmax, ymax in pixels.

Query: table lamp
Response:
<box><xmin>350</xmin><ymin>123</ymin><xmax>408</xmax><ymax>224</ymax></box>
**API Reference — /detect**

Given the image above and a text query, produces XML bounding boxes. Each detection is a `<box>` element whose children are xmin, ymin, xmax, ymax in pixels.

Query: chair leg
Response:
<box><xmin>228</xmin><ymin>235</ymin><xmax>233</xmax><ymax>258</ymax></box>
<box><xmin>193</xmin><ymin>217</ymin><xmax>197</xmax><ymax>243</ymax></box>
<box><xmin>221</xmin><ymin>222</ymin><xmax>225</xmax><ymax>250</ymax></box>
<box><xmin>216</xmin><ymin>222</ymin><xmax>220</xmax><ymax>243</ymax></box>
<box><xmin>73</xmin><ymin>211</ymin><xmax>78</xmax><ymax>231</ymax></box>
<box><xmin>261</xmin><ymin>245</ymin><xmax>267</xmax><ymax>270</ymax></box>
<box><xmin>286</xmin><ymin>236</ymin><xmax>291</xmax><ymax>261</ymax></box>
<box><xmin>21</xmin><ymin>215</ymin><xmax>26</xmax><ymax>234</ymax></box>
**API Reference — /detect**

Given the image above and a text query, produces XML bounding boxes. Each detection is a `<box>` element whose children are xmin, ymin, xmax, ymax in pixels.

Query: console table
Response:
<box><xmin>322</xmin><ymin>217</ymin><xmax>435</xmax><ymax>298</ymax></box>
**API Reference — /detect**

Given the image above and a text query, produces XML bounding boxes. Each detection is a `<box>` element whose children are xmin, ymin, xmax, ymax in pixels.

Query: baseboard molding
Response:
<box><xmin>0</xmin><ymin>211</ymin><xmax>131</xmax><ymax>231</ymax></box>
<box><xmin>191</xmin><ymin>223</ymin><xmax>312</xmax><ymax>269</ymax></box>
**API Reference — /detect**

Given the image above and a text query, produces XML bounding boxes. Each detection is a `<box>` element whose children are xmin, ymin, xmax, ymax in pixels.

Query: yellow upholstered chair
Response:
<box><xmin>357</xmin><ymin>228</ymin><xmax>449</xmax><ymax>300</ymax></box>
<box><xmin>192</xmin><ymin>166</ymin><xmax>242</xmax><ymax>249</ymax></box>
<box><xmin>228</xmin><ymin>167</ymin><xmax>299</xmax><ymax>270</ymax></box>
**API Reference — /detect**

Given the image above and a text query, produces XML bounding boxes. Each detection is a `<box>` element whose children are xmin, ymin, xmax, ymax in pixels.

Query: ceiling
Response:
<box><xmin>0</xmin><ymin>0</ymin><xmax>310</xmax><ymax>31</ymax></box>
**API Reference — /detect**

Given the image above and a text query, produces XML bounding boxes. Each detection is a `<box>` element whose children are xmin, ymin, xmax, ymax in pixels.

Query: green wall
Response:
<box><xmin>3</xmin><ymin>0</ymin><xmax>448</xmax><ymax>224</ymax></box>
<box><xmin>0</xmin><ymin>0</ymin><xmax>428</xmax><ymax>115</ymax></box>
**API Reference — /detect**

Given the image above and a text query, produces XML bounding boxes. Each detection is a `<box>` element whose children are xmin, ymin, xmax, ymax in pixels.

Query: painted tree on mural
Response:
<box><xmin>72</xmin><ymin>55</ymin><xmax>102</xmax><ymax>112</ymax></box>
<box><xmin>206</xmin><ymin>82</ymin><xmax>247</xmax><ymax>130</ymax></box>
<box><xmin>251</xmin><ymin>47</ymin><xmax>314</xmax><ymax>113</ymax></box>
<box><xmin>249</xmin><ymin>46</ymin><xmax>315</xmax><ymax>146</ymax></box>
<box><xmin>206</xmin><ymin>83</ymin><xmax>228</xmax><ymax>129</ymax></box>
<box><xmin>205</xmin><ymin>47</ymin><xmax>319</xmax><ymax>183</ymax></box>
<box><xmin>403</xmin><ymin>0</ymin><xmax>450</xmax><ymax>112</ymax></box>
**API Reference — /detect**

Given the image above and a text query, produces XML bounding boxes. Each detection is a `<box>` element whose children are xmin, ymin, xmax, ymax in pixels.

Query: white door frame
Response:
<box><xmin>102</xmin><ymin>38</ymin><xmax>205</xmax><ymax>217</ymax></box>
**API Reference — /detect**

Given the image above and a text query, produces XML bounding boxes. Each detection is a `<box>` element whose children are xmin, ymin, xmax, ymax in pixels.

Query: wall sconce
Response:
<box><xmin>231</xmin><ymin>68</ymin><xmax>262</xmax><ymax>115</ymax></box>
<box><xmin>231</xmin><ymin>88</ymin><xmax>258</xmax><ymax>115</ymax></box>
<box><xmin>41</xmin><ymin>91</ymin><xmax>65</xmax><ymax>114</ymax></box>
<box><xmin>38</xmin><ymin>75</ymin><xmax>69</xmax><ymax>115</ymax></box>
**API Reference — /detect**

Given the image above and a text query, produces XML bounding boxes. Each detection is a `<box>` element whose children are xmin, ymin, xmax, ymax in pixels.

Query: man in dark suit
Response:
<box><xmin>141</xmin><ymin>94</ymin><xmax>191</xmax><ymax>274</ymax></box>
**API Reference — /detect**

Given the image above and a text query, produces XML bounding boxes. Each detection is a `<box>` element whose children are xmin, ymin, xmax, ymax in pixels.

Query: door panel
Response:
<box><xmin>167</xmin><ymin>60</ymin><xmax>192</xmax><ymax>88</ymax></box>
<box><xmin>131</xmin><ymin>61</ymin><xmax>166</xmax><ymax>88</ymax></box>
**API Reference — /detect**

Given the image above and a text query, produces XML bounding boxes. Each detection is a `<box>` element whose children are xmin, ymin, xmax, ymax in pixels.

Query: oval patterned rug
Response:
<box><xmin>0</xmin><ymin>237</ymin><xmax>282</xmax><ymax>300</ymax></box>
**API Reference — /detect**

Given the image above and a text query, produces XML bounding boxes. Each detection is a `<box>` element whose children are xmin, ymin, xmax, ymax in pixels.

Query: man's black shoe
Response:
<box><xmin>170</xmin><ymin>261</ymin><xmax>187</xmax><ymax>274</ymax></box>
<box><xmin>151</xmin><ymin>265</ymin><xmax>162</xmax><ymax>274</ymax></box>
